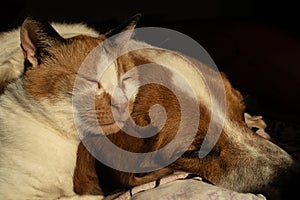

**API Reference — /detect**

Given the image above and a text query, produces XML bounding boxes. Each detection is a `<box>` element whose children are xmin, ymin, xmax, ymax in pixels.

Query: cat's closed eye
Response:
<box><xmin>122</xmin><ymin>76</ymin><xmax>132</xmax><ymax>82</ymax></box>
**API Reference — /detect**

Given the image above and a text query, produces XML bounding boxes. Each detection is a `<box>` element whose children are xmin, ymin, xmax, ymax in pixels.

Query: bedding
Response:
<box><xmin>104</xmin><ymin>172</ymin><xmax>266</xmax><ymax>200</ymax></box>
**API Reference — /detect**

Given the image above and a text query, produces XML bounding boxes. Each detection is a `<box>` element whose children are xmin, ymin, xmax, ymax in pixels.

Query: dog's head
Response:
<box><xmin>123</xmin><ymin>49</ymin><xmax>298</xmax><ymax>199</ymax></box>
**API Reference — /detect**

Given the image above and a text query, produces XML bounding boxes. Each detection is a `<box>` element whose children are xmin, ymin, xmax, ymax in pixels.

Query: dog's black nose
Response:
<box><xmin>263</xmin><ymin>162</ymin><xmax>300</xmax><ymax>200</ymax></box>
<box><xmin>279</xmin><ymin>162</ymin><xmax>300</xmax><ymax>200</ymax></box>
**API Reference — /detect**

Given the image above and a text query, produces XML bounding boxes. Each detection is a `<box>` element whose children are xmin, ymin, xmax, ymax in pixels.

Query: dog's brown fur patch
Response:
<box><xmin>74</xmin><ymin>142</ymin><xmax>103</xmax><ymax>195</ymax></box>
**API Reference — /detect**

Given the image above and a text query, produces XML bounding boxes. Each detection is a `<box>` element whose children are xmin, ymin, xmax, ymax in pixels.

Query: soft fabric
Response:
<box><xmin>104</xmin><ymin>172</ymin><xmax>266</xmax><ymax>200</ymax></box>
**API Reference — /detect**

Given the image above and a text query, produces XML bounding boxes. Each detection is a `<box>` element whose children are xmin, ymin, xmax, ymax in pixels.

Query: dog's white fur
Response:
<box><xmin>0</xmin><ymin>23</ymin><xmax>103</xmax><ymax>200</ymax></box>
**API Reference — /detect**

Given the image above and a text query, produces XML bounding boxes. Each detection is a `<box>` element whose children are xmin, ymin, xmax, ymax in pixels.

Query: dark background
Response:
<box><xmin>1</xmin><ymin>0</ymin><xmax>300</xmax><ymax>123</ymax></box>
<box><xmin>1</xmin><ymin>0</ymin><xmax>300</xmax><ymax>32</ymax></box>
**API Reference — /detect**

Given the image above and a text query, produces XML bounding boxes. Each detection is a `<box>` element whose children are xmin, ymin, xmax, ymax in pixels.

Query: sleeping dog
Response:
<box><xmin>0</xmin><ymin>15</ymin><xmax>298</xmax><ymax>200</ymax></box>
<box><xmin>71</xmin><ymin>17</ymin><xmax>299</xmax><ymax>200</ymax></box>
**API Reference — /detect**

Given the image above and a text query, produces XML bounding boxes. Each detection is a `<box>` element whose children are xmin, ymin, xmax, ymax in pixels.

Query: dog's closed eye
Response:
<box><xmin>181</xmin><ymin>148</ymin><xmax>220</xmax><ymax>158</ymax></box>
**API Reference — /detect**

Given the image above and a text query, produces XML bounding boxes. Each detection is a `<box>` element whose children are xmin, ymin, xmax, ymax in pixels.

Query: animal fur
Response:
<box><xmin>71</xmin><ymin>20</ymin><xmax>297</xmax><ymax>200</ymax></box>
<box><xmin>73</xmin><ymin>53</ymin><xmax>297</xmax><ymax>198</ymax></box>
<box><xmin>0</xmin><ymin>15</ymin><xmax>298</xmax><ymax>200</ymax></box>
<box><xmin>0</xmin><ymin>14</ymin><xmax>174</xmax><ymax>200</ymax></box>
<box><xmin>0</xmin><ymin>21</ymin><xmax>99</xmax><ymax>94</ymax></box>
<box><xmin>0</xmin><ymin>18</ymin><xmax>107</xmax><ymax>200</ymax></box>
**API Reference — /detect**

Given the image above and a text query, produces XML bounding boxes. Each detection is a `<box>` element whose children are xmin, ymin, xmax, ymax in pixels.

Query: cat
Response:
<box><xmin>0</xmin><ymin>15</ymin><xmax>150</xmax><ymax>199</ymax></box>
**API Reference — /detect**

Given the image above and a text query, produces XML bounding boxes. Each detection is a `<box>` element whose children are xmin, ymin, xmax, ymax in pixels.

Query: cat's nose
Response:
<box><xmin>112</xmin><ymin>102</ymin><xmax>127</xmax><ymax>113</ymax></box>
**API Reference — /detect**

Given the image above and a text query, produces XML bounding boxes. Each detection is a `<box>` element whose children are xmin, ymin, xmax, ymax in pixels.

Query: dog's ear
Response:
<box><xmin>105</xmin><ymin>13</ymin><xmax>141</xmax><ymax>45</ymax></box>
<box><xmin>20</xmin><ymin>17</ymin><xmax>65</xmax><ymax>68</ymax></box>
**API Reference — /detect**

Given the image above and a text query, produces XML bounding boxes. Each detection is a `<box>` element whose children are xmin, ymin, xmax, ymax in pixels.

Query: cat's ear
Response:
<box><xmin>20</xmin><ymin>17</ymin><xmax>65</xmax><ymax>68</ymax></box>
<box><xmin>105</xmin><ymin>13</ymin><xmax>141</xmax><ymax>45</ymax></box>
